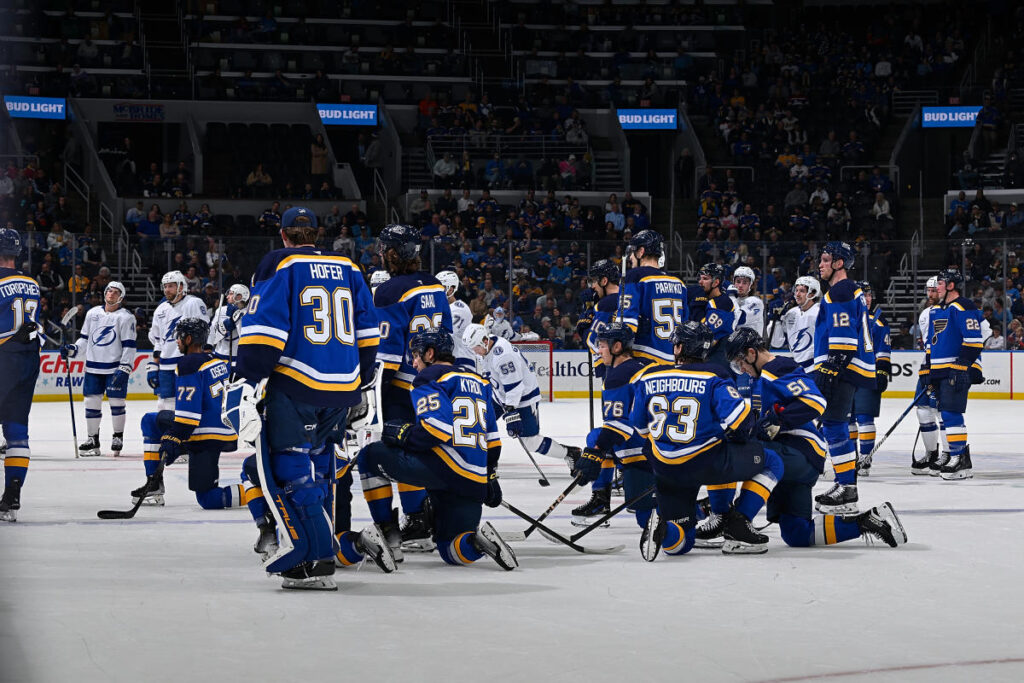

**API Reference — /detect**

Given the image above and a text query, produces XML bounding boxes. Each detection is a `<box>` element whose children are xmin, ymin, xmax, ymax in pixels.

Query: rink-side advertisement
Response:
<box><xmin>31</xmin><ymin>350</ymin><xmax>1021</xmax><ymax>401</ymax></box>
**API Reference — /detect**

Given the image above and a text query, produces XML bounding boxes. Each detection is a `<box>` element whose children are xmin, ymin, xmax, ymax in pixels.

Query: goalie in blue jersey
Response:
<box><xmin>358</xmin><ymin>328</ymin><xmax>518</xmax><ymax>571</ymax></box>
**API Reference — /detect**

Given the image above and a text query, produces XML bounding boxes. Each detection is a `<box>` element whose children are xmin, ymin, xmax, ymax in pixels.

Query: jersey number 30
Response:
<box><xmin>301</xmin><ymin>286</ymin><xmax>355</xmax><ymax>345</ymax></box>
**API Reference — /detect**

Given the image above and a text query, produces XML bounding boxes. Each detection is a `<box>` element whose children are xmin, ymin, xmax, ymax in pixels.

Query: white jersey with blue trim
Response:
<box><xmin>208</xmin><ymin>304</ymin><xmax>241</xmax><ymax>359</ymax></box>
<box><xmin>149</xmin><ymin>294</ymin><xmax>208</xmax><ymax>371</ymax></box>
<box><xmin>480</xmin><ymin>335</ymin><xmax>541</xmax><ymax>408</ymax></box>
<box><xmin>777</xmin><ymin>302</ymin><xmax>818</xmax><ymax>368</ymax></box>
<box><xmin>450</xmin><ymin>299</ymin><xmax>476</xmax><ymax>369</ymax></box>
<box><xmin>918</xmin><ymin>305</ymin><xmax>937</xmax><ymax>349</ymax></box>
<box><xmin>72</xmin><ymin>305</ymin><xmax>137</xmax><ymax>375</ymax></box>
<box><xmin>733</xmin><ymin>294</ymin><xmax>765</xmax><ymax>335</ymax></box>
<box><xmin>485</xmin><ymin>315</ymin><xmax>515</xmax><ymax>340</ymax></box>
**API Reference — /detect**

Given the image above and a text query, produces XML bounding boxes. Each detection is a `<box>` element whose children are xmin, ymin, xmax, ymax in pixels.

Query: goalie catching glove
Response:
<box><xmin>220</xmin><ymin>376</ymin><xmax>267</xmax><ymax>445</ymax></box>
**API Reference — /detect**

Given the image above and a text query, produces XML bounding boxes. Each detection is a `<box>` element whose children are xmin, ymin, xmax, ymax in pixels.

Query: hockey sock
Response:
<box><xmin>243</xmin><ymin>480</ymin><xmax>268</xmax><ymax>521</ymax></box>
<box><xmin>525</xmin><ymin>435</ymin><xmax>568</xmax><ymax>460</ymax></box>
<box><xmin>335</xmin><ymin>531</ymin><xmax>364</xmax><ymax>567</ymax></box>
<box><xmin>439</xmin><ymin>532</ymin><xmax>485</xmax><ymax>566</ymax></box>
<box><xmin>822</xmin><ymin>420</ymin><xmax>857</xmax><ymax>485</ymax></box>
<box><xmin>848</xmin><ymin>420</ymin><xmax>858</xmax><ymax>443</ymax></box>
<box><xmin>2</xmin><ymin>423</ymin><xmax>29</xmax><ymax>486</ymax></box>
<box><xmin>917</xmin><ymin>406</ymin><xmax>939</xmax><ymax>453</ymax></box>
<box><xmin>398</xmin><ymin>484</ymin><xmax>427</xmax><ymax>515</ymax></box>
<box><xmin>855</xmin><ymin>414</ymin><xmax>875</xmax><ymax>458</ymax></box>
<box><xmin>109</xmin><ymin>398</ymin><xmax>127</xmax><ymax>433</ymax></box>
<box><xmin>635</xmin><ymin>508</ymin><xmax>652</xmax><ymax>528</ymax></box>
<box><xmin>734</xmin><ymin>448</ymin><xmax>783</xmax><ymax>521</ymax></box>
<box><xmin>592</xmin><ymin>460</ymin><xmax>615</xmax><ymax>490</ymax></box>
<box><xmin>778</xmin><ymin>514</ymin><xmax>860</xmax><ymax>547</ymax></box>
<box><xmin>706</xmin><ymin>484</ymin><xmax>736</xmax><ymax>515</ymax></box>
<box><xmin>661</xmin><ymin>521</ymin><xmax>695</xmax><ymax>556</ymax></box>
<box><xmin>84</xmin><ymin>394</ymin><xmax>102</xmax><ymax>437</ymax></box>
<box><xmin>140</xmin><ymin>412</ymin><xmax>161</xmax><ymax>477</ymax></box>
<box><xmin>941</xmin><ymin>411</ymin><xmax>967</xmax><ymax>457</ymax></box>
<box><xmin>195</xmin><ymin>484</ymin><xmax>245</xmax><ymax>510</ymax></box>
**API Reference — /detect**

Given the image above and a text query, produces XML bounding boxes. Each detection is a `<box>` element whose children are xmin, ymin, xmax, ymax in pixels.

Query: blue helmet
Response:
<box><xmin>588</xmin><ymin>258</ymin><xmax>620</xmax><ymax>283</ymax></box>
<box><xmin>409</xmin><ymin>327</ymin><xmax>455</xmax><ymax>360</ymax></box>
<box><xmin>0</xmin><ymin>227</ymin><xmax>22</xmax><ymax>258</ymax></box>
<box><xmin>698</xmin><ymin>262</ymin><xmax>725</xmax><ymax>284</ymax></box>
<box><xmin>822</xmin><ymin>241</ymin><xmax>854</xmax><ymax>269</ymax></box>
<box><xmin>596</xmin><ymin>320</ymin><xmax>634</xmax><ymax>349</ymax></box>
<box><xmin>723</xmin><ymin>327</ymin><xmax>766</xmax><ymax>373</ymax></box>
<box><xmin>377</xmin><ymin>223</ymin><xmax>421</xmax><ymax>261</ymax></box>
<box><xmin>281</xmin><ymin>206</ymin><xmax>318</xmax><ymax>229</ymax></box>
<box><xmin>628</xmin><ymin>229</ymin><xmax>664</xmax><ymax>259</ymax></box>
<box><xmin>670</xmin><ymin>320</ymin><xmax>714</xmax><ymax>362</ymax></box>
<box><xmin>175</xmin><ymin>316</ymin><xmax>210</xmax><ymax>346</ymax></box>
<box><xmin>857</xmin><ymin>280</ymin><xmax>872</xmax><ymax>294</ymax></box>
<box><xmin>936</xmin><ymin>268</ymin><xmax>964</xmax><ymax>291</ymax></box>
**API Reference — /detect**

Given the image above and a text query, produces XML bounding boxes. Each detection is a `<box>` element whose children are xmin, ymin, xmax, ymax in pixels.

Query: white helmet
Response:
<box><xmin>795</xmin><ymin>275</ymin><xmax>821</xmax><ymax>300</ymax></box>
<box><xmin>228</xmin><ymin>283</ymin><xmax>250</xmax><ymax>306</ymax></box>
<box><xmin>436</xmin><ymin>270</ymin><xmax>459</xmax><ymax>294</ymax></box>
<box><xmin>463</xmin><ymin>323</ymin><xmax>489</xmax><ymax>350</ymax></box>
<box><xmin>105</xmin><ymin>281</ymin><xmax>125</xmax><ymax>306</ymax></box>
<box><xmin>161</xmin><ymin>270</ymin><xmax>187</xmax><ymax>301</ymax></box>
<box><xmin>926</xmin><ymin>276</ymin><xmax>938</xmax><ymax>289</ymax></box>
<box><xmin>370</xmin><ymin>270</ymin><xmax>391</xmax><ymax>289</ymax></box>
<box><xmin>733</xmin><ymin>266</ymin><xmax>756</xmax><ymax>284</ymax></box>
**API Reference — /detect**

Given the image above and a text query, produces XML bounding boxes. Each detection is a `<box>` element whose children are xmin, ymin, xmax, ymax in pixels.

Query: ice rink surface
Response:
<box><xmin>2</xmin><ymin>398</ymin><xmax>1023</xmax><ymax>683</ymax></box>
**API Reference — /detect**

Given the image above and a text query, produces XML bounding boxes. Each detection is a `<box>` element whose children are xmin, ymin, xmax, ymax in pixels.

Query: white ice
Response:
<box><xmin>1</xmin><ymin>398</ymin><xmax>1023</xmax><ymax>683</ymax></box>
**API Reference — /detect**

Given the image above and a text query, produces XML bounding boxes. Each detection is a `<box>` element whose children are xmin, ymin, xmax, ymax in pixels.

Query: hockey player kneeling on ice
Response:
<box><xmin>357</xmin><ymin>329</ymin><xmax>517</xmax><ymax>570</ymax></box>
<box><xmin>132</xmin><ymin>317</ymin><xmax>244</xmax><ymax>509</ymax></box>
<box><xmin>569</xmin><ymin>321</ymin><xmax>656</xmax><ymax>528</ymax></box>
<box><xmin>632</xmin><ymin>322</ymin><xmax>784</xmax><ymax>560</ymax></box>
<box><xmin>725</xmin><ymin>328</ymin><xmax>907</xmax><ymax>549</ymax></box>
<box><xmin>60</xmin><ymin>281</ymin><xmax>136</xmax><ymax>456</ymax></box>
<box><xmin>463</xmin><ymin>322</ymin><xmax>582</xmax><ymax>467</ymax></box>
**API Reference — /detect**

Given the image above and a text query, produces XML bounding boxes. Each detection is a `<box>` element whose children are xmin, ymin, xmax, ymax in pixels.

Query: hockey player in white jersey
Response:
<box><xmin>911</xmin><ymin>276</ymin><xmax>948</xmax><ymax>474</ymax></box>
<box><xmin>464</xmin><ymin>323</ymin><xmax>581</xmax><ymax>464</ymax></box>
<box><xmin>769</xmin><ymin>275</ymin><xmax>820</xmax><ymax>369</ymax></box>
<box><xmin>731</xmin><ymin>266</ymin><xmax>764</xmax><ymax>335</ymax></box>
<box><xmin>208</xmin><ymin>284</ymin><xmax>249</xmax><ymax>364</ymax></box>
<box><xmin>437</xmin><ymin>269</ymin><xmax>476</xmax><ymax>370</ymax></box>
<box><xmin>369</xmin><ymin>270</ymin><xmax>390</xmax><ymax>294</ymax></box>
<box><xmin>485</xmin><ymin>306</ymin><xmax>515</xmax><ymax>340</ymax></box>
<box><xmin>147</xmin><ymin>270</ymin><xmax>208</xmax><ymax>411</ymax></box>
<box><xmin>60</xmin><ymin>282</ymin><xmax>137</xmax><ymax>456</ymax></box>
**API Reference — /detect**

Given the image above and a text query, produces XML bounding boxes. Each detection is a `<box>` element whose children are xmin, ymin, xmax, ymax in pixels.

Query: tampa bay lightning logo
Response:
<box><xmin>792</xmin><ymin>329</ymin><xmax>812</xmax><ymax>355</ymax></box>
<box><xmin>165</xmin><ymin>317</ymin><xmax>179</xmax><ymax>342</ymax></box>
<box><xmin>92</xmin><ymin>325</ymin><xmax>117</xmax><ymax>347</ymax></box>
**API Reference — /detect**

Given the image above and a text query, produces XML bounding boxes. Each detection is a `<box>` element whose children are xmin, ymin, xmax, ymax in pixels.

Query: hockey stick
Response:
<box><xmin>868</xmin><ymin>387</ymin><xmax>926</xmax><ymax>457</ymax></box>
<box><xmin>97</xmin><ymin>458</ymin><xmax>165</xmax><ymax>519</ymax></box>
<box><xmin>551</xmin><ymin>483</ymin><xmax>657</xmax><ymax>543</ymax></box>
<box><xmin>515</xmin><ymin>437</ymin><xmax>550</xmax><ymax>487</ymax></box>
<box><xmin>500</xmin><ymin>474</ymin><xmax>581</xmax><ymax>542</ymax></box>
<box><xmin>910</xmin><ymin>426</ymin><xmax>921</xmax><ymax>462</ymax></box>
<box><xmin>58</xmin><ymin>308</ymin><xmax>80</xmax><ymax>459</ymax></box>
<box><xmin>500</xmin><ymin>500</ymin><xmax>624</xmax><ymax>554</ymax></box>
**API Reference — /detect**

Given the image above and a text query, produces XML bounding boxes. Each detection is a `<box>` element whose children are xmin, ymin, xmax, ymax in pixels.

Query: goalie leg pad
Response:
<box><xmin>241</xmin><ymin>454</ymin><xmax>269</xmax><ymax>521</ymax></box>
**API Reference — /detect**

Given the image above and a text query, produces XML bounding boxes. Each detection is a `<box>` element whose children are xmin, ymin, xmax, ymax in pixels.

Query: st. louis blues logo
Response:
<box><xmin>930</xmin><ymin>319</ymin><xmax>948</xmax><ymax>346</ymax></box>
<box><xmin>92</xmin><ymin>325</ymin><xmax>117</xmax><ymax>347</ymax></box>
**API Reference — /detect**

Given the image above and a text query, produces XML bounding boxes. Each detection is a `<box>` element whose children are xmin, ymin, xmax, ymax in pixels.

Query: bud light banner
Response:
<box><xmin>921</xmin><ymin>106</ymin><xmax>982</xmax><ymax>128</ymax></box>
<box><xmin>4</xmin><ymin>96</ymin><xmax>66</xmax><ymax>120</ymax></box>
<box><xmin>317</xmin><ymin>103</ymin><xmax>378</xmax><ymax>126</ymax></box>
<box><xmin>617</xmin><ymin>109</ymin><xmax>678</xmax><ymax>130</ymax></box>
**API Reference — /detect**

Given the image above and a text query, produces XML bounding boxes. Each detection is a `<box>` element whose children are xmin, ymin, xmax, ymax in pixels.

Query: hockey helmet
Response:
<box><xmin>410</xmin><ymin>327</ymin><xmax>455</xmax><ymax>361</ymax></box>
<box><xmin>588</xmin><ymin>259</ymin><xmax>620</xmax><ymax>285</ymax></box>
<box><xmin>732</xmin><ymin>265</ymin><xmax>756</xmax><ymax>285</ymax></box>
<box><xmin>670</xmin><ymin>320</ymin><xmax>714</xmax><ymax>362</ymax></box>
<box><xmin>105</xmin><ymin>281</ymin><xmax>126</xmax><ymax>305</ymax></box>
<box><xmin>794</xmin><ymin>275</ymin><xmax>821</xmax><ymax>300</ymax></box>
<box><xmin>228</xmin><ymin>283</ymin><xmax>250</xmax><ymax>305</ymax></box>
<box><xmin>369</xmin><ymin>270</ymin><xmax>391</xmax><ymax>289</ymax></box>
<box><xmin>936</xmin><ymin>268</ymin><xmax>964</xmax><ymax>291</ymax></box>
<box><xmin>493</xmin><ymin>306</ymin><xmax>505</xmax><ymax>318</ymax></box>
<box><xmin>821</xmin><ymin>241</ymin><xmax>854</xmax><ymax>269</ymax></box>
<box><xmin>723</xmin><ymin>327</ymin><xmax>766</xmax><ymax>374</ymax></box>
<box><xmin>377</xmin><ymin>223</ymin><xmax>421</xmax><ymax>261</ymax></box>
<box><xmin>596</xmin><ymin>320</ymin><xmax>634</xmax><ymax>350</ymax></box>
<box><xmin>436</xmin><ymin>270</ymin><xmax>460</xmax><ymax>293</ymax></box>
<box><xmin>627</xmin><ymin>229</ymin><xmax>664</xmax><ymax>260</ymax></box>
<box><xmin>175</xmin><ymin>316</ymin><xmax>210</xmax><ymax>346</ymax></box>
<box><xmin>0</xmin><ymin>227</ymin><xmax>22</xmax><ymax>258</ymax></box>
<box><xmin>161</xmin><ymin>270</ymin><xmax>188</xmax><ymax>300</ymax></box>
<box><xmin>698</xmin><ymin>262</ymin><xmax>725</xmax><ymax>285</ymax></box>
<box><xmin>463</xmin><ymin>323</ymin><xmax>489</xmax><ymax>351</ymax></box>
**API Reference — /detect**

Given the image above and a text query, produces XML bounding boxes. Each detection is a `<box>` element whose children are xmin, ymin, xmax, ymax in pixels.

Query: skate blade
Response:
<box><xmin>281</xmin><ymin>577</ymin><xmax>338</xmax><ymax>591</ymax></box>
<box><xmin>132</xmin><ymin>495</ymin><xmax>165</xmax><ymax>506</ymax></box>
<box><xmin>0</xmin><ymin>511</ymin><xmax>16</xmax><ymax>522</ymax></box>
<box><xmin>399</xmin><ymin>539</ymin><xmax>435</xmax><ymax>553</ymax></box>
<box><xmin>571</xmin><ymin>515</ymin><xmax>610</xmax><ymax>528</ymax></box>
<box><xmin>940</xmin><ymin>470</ymin><xmax>973</xmax><ymax>481</ymax></box>
<box><xmin>693</xmin><ymin>537</ymin><xmax>725</xmax><ymax>548</ymax></box>
<box><xmin>79</xmin><ymin>450</ymin><xmax>103</xmax><ymax>457</ymax></box>
<box><xmin>722</xmin><ymin>540</ymin><xmax>768</xmax><ymax>555</ymax></box>
<box><xmin>910</xmin><ymin>467</ymin><xmax>931</xmax><ymax>475</ymax></box>
<box><xmin>815</xmin><ymin>502</ymin><xmax>858</xmax><ymax>514</ymax></box>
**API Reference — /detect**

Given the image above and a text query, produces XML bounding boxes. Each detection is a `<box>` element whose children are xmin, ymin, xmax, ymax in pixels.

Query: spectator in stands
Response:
<box><xmin>310</xmin><ymin>134</ymin><xmax>329</xmax><ymax>184</ymax></box>
<box><xmin>828</xmin><ymin>198</ymin><xmax>852</xmax><ymax>234</ymax></box>
<box><xmin>948</xmin><ymin>190</ymin><xmax>970</xmax><ymax>217</ymax></box>
<box><xmin>159</xmin><ymin>212</ymin><xmax>180</xmax><ymax>239</ymax></box>
<box><xmin>870</xmin><ymin>192</ymin><xmax>893</xmax><ymax>234</ymax></box>
<box><xmin>1006</xmin><ymin>203</ymin><xmax>1024</xmax><ymax>232</ymax></box>
<box><xmin>259</xmin><ymin>201</ymin><xmax>282</xmax><ymax>231</ymax></box>
<box><xmin>245</xmin><ymin>162</ymin><xmax>273</xmax><ymax>197</ymax></box>
<box><xmin>549</xmin><ymin>257</ymin><xmax>572</xmax><ymax>289</ymax></box>
<box><xmin>783</xmin><ymin>182</ymin><xmax>808</xmax><ymax>214</ymax></box>
<box><xmin>332</xmin><ymin>226</ymin><xmax>355</xmax><ymax>258</ymax></box>
<box><xmin>955</xmin><ymin>152</ymin><xmax>979</xmax><ymax>190</ymax></box>
<box><xmin>967</xmin><ymin>205</ymin><xmax>991</xmax><ymax>236</ymax></box>
<box><xmin>68</xmin><ymin>264</ymin><xmax>89</xmax><ymax>296</ymax></box>
<box><xmin>37</xmin><ymin>260</ymin><xmax>64</xmax><ymax>298</ymax></box>
<box><xmin>485</xmin><ymin>153</ymin><xmax>508</xmax><ymax>188</ymax></box>
<box><xmin>977</xmin><ymin>94</ymin><xmax>1002</xmax><ymax>154</ymax></box>
<box><xmin>842</xmin><ymin>131</ymin><xmax>865</xmax><ymax>163</ymax></box>
<box><xmin>558</xmin><ymin>154</ymin><xmax>579</xmax><ymax>190</ymax></box>
<box><xmin>604</xmin><ymin>202</ymin><xmax>625</xmax><ymax>233</ymax></box>
<box><xmin>433</xmin><ymin>153</ymin><xmax>457</xmax><ymax>188</ymax></box>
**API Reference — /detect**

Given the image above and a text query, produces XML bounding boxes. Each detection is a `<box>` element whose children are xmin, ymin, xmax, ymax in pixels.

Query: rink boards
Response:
<box><xmin>29</xmin><ymin>350</ymin><xmax>1022</xmax><ymax>401</ymax></box>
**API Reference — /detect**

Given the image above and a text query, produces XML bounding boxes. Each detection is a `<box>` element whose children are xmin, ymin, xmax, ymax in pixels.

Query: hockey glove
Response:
<box><xmin>159</xmin><ymin>434</ymin><xmax>185</xmax><ymax>465</ymax></box>
<box><xmin>484</xmin><ymin>470</ymin><xmax>503</xmax><ymax>508</ymax></box>
<box><xmin>108</xmin><ymin>364</ymin><xmax>132</xmax><ymax>393</ymax></box>
<box><xmin>146</xmin><ymin>360</ymin><xmax>160</xmax><ymax>390</ymax></box>
<box><xmin>59</xmin><ymin>343</ymin><xmax>78</xmax><ymax>359</ymax></box>
<box><xmin>221</xmin><ymin>377</ymin><xmax>266</xmax><ymax>445</ymax></box>
<box><xmin>756</xmin><ymin>411</ymin><xmax>782</xmax><ymax>441</ymax></box>
<box><xmin>875</xmin><ymin>369</ymin><xmax>889</xmax><ymax>393</ymax></box>
<box><xmin>813</xmin><ymin>354</ymin><xmax>847</xmax><ymax>403</ymax></box>
<box><xmin>572</xmin><ymin>448</ymin><xmax>606</xmax><ymax>485</ymax></box>
<box><xmin>503</xmin><ymin>408</ymin><xmax>523</xmax><ymax>438</ymax></box>
<box><xmin>948</xmin><ymin>363</ymin><xmax>971</xmax><ymax>394</ymax></box>
<box><xmin>381</xmin><ymin>421</ymin><xmax>411</xmax><ymax>447</ymax></box>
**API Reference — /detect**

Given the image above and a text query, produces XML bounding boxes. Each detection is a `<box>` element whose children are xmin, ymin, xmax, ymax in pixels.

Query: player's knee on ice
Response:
<box><xmin>778</xmin><ymin>514</ymin><xmax>814</xmax><ymax>547</ymax></box>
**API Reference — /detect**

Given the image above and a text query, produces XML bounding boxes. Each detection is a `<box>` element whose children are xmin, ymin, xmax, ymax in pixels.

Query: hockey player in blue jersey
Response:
<box><xmin>686</xmin><ymin>283</ymin><xmax>709</xmax><ymax>322</ymax></box>
<box><xmin>696</xmin><ymin>262</ymin><xmax>737</xmax><ymax>369</ymax></box>
<box><xmin>147</xmin><ymin>270</ymin><xmax>208</xmax><ymax>411</ymax></box>
<box><xmin>849</xmin><ymin>282</ymin><xmax>891</xmax><ymax>476</ymax></box>
<box><xmin>724</xmin><ymin>328</ymin><xmax>907</xmax><ymax>548</ymax></box>
<box><xmin>812</xmin><ymin>241</ymin><xmax>875</xmax><ymax>514</ymax></box>
<box><xmin>358</xmin><ymin>328</ymin><xmax>518</xmax><ymax>570</ymax></box>
<box><xmin>130</xmin><ymin>317</ymin><xmax>245</xmax><ymax>509</ymax></box>
<box><xmin>569</xmin><ymin>321</ymin><xmax>656</xmax><ymax>528</ymax></box>
<box><xmin>621</xmin><ymin>230</ymin><xmax>688</xmax><ymax>363</ymax></box>
<box><xmin>632</xmin><ymin>321</ymin><xmax>785</xmax><ymax>559</ymax></box>
<box><xmin>926</xmin><ymin>269</ymin><xmax>983</xmax><ymax>480</ymax></box>
<box><xmin>60</xmin><ymin>281</ymin><xmax>136</xmax><ymax>456</ymax></box>
<box><xmin>370</xmin><ymin>223</ymin><xmax>455</xmax><ymax>553</ymax></box>
<box><xmin>226</xmin><ymin>206</ymin><xmax>382</xmax><ymax>591</ymax></box>
<box><xmin>0</xmin><ymin>228</ymin><xmax>40</xmax><ymax>522</ymax></box>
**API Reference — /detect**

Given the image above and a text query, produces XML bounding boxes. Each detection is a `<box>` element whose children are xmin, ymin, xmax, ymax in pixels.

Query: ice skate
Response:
<box><xmin>280</xmin><ymin>561</ymin><xmax>337</xmax><ymax>591</ymax></box>
<box><xmin>694</xmin><ymin>512</ymin><xmax>726</xmax><ymax>548</ymax></box>
<box><xmin>380</xmin><ymin>508</ymin><xmax>404</xmax><ymax>563</ymax></box>
<box><xmin>472</xmin><ymin>521</ymin><xmax>518</xmax><ymax>570</ymax></box>
<box><xmin>131</xmin><ymin>473</ymin><xmax>165</xmax><ymax>506</ymax></box>
<box><xmin>611</xmin><ymin>469</ymin><xmax>624</xmax><ymax>497</ymax></box>
<box><xmin>814</xmin><ymin>482</ymin><xmax>858</xmax><ymax>514</ymax></box>
<box><xmin>940</xmin><ymin>447</ymin><xmax>973</xmax><ymax>480</ymax></box>
<box><xmin>400</xmin><ymin>508</ymin><xmax>436</xmax><ymax>553</ymax></box>
<box><xmin>929</xmin><ymin>451</ymin><xmax>949</xmax><ymax>476</ymax></box>
<box><xmin>856</xmin><ymin>452</ymin><xmax>872</xmax><ymax>477</ymax></box>
<box><xmin>253</xmin><ymin>516</ymin><xmax>278</xmax><ymax>561</ymax></box>
<box><xmin>722</xmin><ymin>508</ymin><xmax>768</xmax><ymax>555</ymax></box>
<box><xmin>911</xmin><ymin>449</ymin><xmax>936</xmax><ymax>475</ymax></box>
<box><xmin>850</xmin><ymin>502</ymin><xmax>907</xmax><ymax>548</ymax></box>
<box><xmin>0</xmin><ymin>478</ymin><xmax>22</xmax><ymax>523</ymax></box>
<box><xmin>571</xmin><ymin>486</ymin><xmax>611</xmax><ymax>527</ymax></box>
<box><xmin>111</xmin><ymin>433</ymin><xmax>124</xmax><ymax>455</ymax></box>
<box><xmin>78</xmin><ymin>435</ymin><xmax>101</xmax><ymax>457</ymax></box>
<box><xmin>354</xmin><ymin>523</ymin><xmax>397</xmax><ymax>573</ymax></box>
<box><xmin>639</xmin><ymin>508</ymin><xmax>664</xmax><ymax>562</ymax></box>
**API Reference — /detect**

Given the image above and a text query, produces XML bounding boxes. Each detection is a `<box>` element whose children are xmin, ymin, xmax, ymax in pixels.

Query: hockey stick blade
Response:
<box><xmin>501</xmin><ymin>475</ymin><xmax>580</xmax><ymax>542</ymax></box>
<box><xmin>516</xmin><ymin>437</ymin><xmax>551</xmax><ymax>486</ymax></box>
<box><xmin>569</xmin><ymin>484</ymin><xmax>657</xmax><ymax>542</ymax></box>
<box><xmin>500</xmin><ymin>501</ymin><xmax>624</xmax><ymax>554</ymax></box>
<box><xmin>60</xmin><ymin>307</ymin><xmax>78</xmax><ymax>328</ymax></box>
<box><xmin>97</xmin><ymin>496</ymin><xmax>145</xmax><ymax>520</ymax></box>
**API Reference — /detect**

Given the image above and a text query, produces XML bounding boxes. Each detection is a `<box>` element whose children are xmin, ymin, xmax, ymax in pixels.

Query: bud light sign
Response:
<box><xmin>4</xmin><ymin>96</ymin><xmax>66</xmax><ymax>120</ymax></box>
<box><xmin>317</xmin><ymin>103</ymin><xmax>377</xmax><ymax>126</ymax></box>
<box><xmin>922</xmin><ymin>106</ymin><xmax>982</xmax><ymax>128</ymax></box>
<box><xmin>617</xmin><ymin>109</ymin><xmax>678</xmax><ymax>130</ymax></box>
